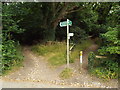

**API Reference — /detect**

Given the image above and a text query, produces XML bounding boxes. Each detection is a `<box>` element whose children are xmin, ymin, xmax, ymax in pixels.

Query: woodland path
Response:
<box><xmin>1</xmin><ymin>42</ymin><xmax>118</xmax><ymax>88</ymax></box>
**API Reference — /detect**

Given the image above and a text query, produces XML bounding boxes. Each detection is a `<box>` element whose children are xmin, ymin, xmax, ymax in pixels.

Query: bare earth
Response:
<box><xmin>2</xmin><ymin>43</ymin><xmax>118</xmax><ymax>88</ymax></box>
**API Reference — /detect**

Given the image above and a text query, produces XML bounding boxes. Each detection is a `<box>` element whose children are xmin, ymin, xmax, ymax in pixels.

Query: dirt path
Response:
<box><xmin>2</xmin><ymin>43</ymin><xmax>118</xmax><ymax>88</ymax></box>
<box><xmin>64</xmin><ymin>43</ymin><xmax>118</xmax><ymax>88</ymax></box>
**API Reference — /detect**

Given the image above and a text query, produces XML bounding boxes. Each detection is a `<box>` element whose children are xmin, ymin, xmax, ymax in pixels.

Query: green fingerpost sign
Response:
<box><xmin>60</xmin><ymin>20</ymin><xmax>72</xmax><ymax>27</ymax></box>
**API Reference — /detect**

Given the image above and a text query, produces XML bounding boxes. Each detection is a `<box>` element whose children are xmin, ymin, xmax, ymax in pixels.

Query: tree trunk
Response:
<box><xmin>43</xmin><ymin>3</ymin><xmax>69</xmax><ymax>41</ymax></box>
<box><xmin>43</xmin><ymin>2</ymin><xmax>82</xmax><ymax>41</ymax></box>
<box><xmin>43</xmin><ymin>26</ymin><xmax>55</xmax><ymax>41</ymax></box>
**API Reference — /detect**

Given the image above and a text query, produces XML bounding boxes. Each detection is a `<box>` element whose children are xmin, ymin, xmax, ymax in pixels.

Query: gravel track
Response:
<box><xmin>2</xmin><ymin>43</ymin><xmax>118</xmax><ymax>88</ymax></box>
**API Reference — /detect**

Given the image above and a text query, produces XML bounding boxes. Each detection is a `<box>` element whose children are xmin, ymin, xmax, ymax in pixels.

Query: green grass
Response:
<box><xmin>31</xmin><ymin>39</ymin><xmax>92</xmax><ymax>67</ymax></box>
<box><xmin>70</xmin><ymin>40</ymin><xmax>92</xmax><ymax>62</ymax></box>
<box><xmin>59</xmin><ymin>68</ymin><xmax>73</xmax><ymax>79</ymax></box>
<box><xmin>48</xmin><ymin>53</ymin><xmax>66</xmax><ymax>66</ymax></box>
<box><xmin>32</xmin><ymin>42</ymin><xmax>67</xmax><ymax>66</ymax></box>
<box><xmin>32</xmin><ymin>42</ymin><xmax>66</xmax><ymax>56</ymax></box>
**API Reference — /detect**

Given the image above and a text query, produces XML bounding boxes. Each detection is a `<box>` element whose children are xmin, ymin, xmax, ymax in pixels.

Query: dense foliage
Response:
<box><xmin>88</xmin><ymin>3</ymin><xmax>120</xmax><ymax>79</ymax></box>
<box><xmin>2</xmin><ymin>3</ymin><xmax>24</xmax><ymax>74</ymax></box>
<box><xmin>98</xmin><ymin>26</ymin><xmax>120</xmax><ymax>55</ymax></box>
<box><xmin>88</xmin><ymin>52</ymin><xmax>95</xmax><ymax>71</ymax></box>
<box><xmin>10</xmin><ymin>2</ymin><xmax>89</xmax><ymax>43</ymax></box>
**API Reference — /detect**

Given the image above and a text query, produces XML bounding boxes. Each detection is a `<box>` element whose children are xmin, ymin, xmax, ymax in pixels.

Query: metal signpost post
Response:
<box><xmin>60</xmin><ymin>19</ymin><xmax>72</xmax><ymax>68</ymax></box>
<box><xmin>60</xmin><ymin>20</ymin><xmax>83</xmax><ymax>70</ymax></box>
<box><xmin>67</xmin><ymin>19</ymin><xmax>69</xmax><ymax>67</ymax></box>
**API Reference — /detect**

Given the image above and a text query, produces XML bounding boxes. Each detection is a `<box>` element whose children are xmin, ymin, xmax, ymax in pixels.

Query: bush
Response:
<box><xmin>91</xmin><ymin>67</ymin><xmax>118</xmax><ymax>80</ymax></box>
<box><xmin>2</xmin><ymin>40</ymin><xmax>23</xmax><ymax>75</ymax></box>
<box><xmin>88</xmin><ymin>52</ymin><xmax>96</xmax><ymax>71</ymax></box>
<box><xmin>90</xmin><ymin>58</ymin><xmax>118</xmax><ymax>80</ymax></box>
<box><xmin>94</xmin><ymin>26</ymin><xmax>119</xmax><ymax>80</ymax></box>
<box><xmin>98</xmin><ymin>26</ymin><xmax>120</xmax><ymax>55</ymax></box>
<box><xmin>2</xmin><ymin>4</ymin><xmax>24</xmax><ymax>75</ymax></box>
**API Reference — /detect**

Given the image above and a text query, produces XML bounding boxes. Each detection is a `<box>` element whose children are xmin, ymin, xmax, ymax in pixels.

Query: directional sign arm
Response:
<box><xmin>60</xmin><ymin>20</ymin><xmax>72</xmax><ymax>27</ymax></box>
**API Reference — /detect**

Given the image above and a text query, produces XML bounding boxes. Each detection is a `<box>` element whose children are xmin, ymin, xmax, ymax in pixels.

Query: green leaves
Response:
<box><xmin>88</xmin><ymin>52</ymin><xmax>96</xmax><ymax>70</ymax></box>
<box><xmin>98</xmin><ymin>26</ymin><xmax>120</xmax><ymax>55</ymax></box>
<box><xmin>102</xmin><ymin>29</ymin><xmax>119</xmax><ymax>44</ymax></box>
<box><xmin>2</xmin><ymin>38</ymin><xmax>23</xmax><ymax>74</ymax></box>
<box><xmin>2</xmin><ymin>3</ymin><xmax>24</xmax><ymax>74</ymax></box>
<box><xmin>90</xmin><ymin>58</ymin><xmax>118</xmax><ymax>80</ymax></box>
<box><xmin>99</xmin><ymin>46</ymin><xmax>120</xmax><ymax>55</ymax></box>
<box><xmin>2</xmin><ymin>3</ymin><xmax>25</xmax><ymax>34</ymax></box>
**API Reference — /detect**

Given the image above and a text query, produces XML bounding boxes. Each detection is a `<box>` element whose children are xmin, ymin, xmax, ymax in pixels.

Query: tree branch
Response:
<box><xmin>51</xmin><ymin>2</ymin><xmax>70</xmax><ymax>29</ymax></box>
<box><xmin>66</xmin><ymin>6</ymin><xmax>84</xmax><ymax>14</ymax></box>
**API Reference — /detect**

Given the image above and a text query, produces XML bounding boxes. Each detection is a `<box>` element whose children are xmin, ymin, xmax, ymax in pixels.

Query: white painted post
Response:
<box><xmin>80</xmin><ymin>51</ymin><xmax>83</xmax><ymax>72</ymax></box>
<box><xmin>80</xmin><ymin>51</ymin><xmax>83</xmax><ymax>64</ymax></box>
<box><xmin>67</xmin><ymin>19</ymin><xmax>69</xmax><ymax>67</ymax></box>
<box><xmin>60</xmin><ymin>19</ymin><xmax>72</xmax><ymax>68</ymax></box>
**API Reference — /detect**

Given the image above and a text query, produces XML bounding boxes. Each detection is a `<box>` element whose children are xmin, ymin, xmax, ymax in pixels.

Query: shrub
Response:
<box><xmin>2</xmin><ymin>4</ymin><xmax>24</xmax><ymax>75</ymax></box>
<box><xmin>2</xmin><ymin>40</ymin><xmax>23</xmax><ymax>75</ymax></box>
<box><xmin>91</xmin><ymin>58</ymin><xmax>118</xmax><ymax>80</ymax></box>
<box><xmin>88</xmin><ymin>52</ymin><xmax>96</xmax><ymax>71</ymax></box>
<box><xmin>91</xmin><ymin>66</ymin><xmax>118</xmax><ymax>80</ymax></box>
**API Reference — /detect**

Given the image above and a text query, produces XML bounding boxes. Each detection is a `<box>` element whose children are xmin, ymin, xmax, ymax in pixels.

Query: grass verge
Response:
<box><xmin>31</xmin><ymin>39</ymin><xmax>92</xmax><ymax>67</ymax></box>
<box><xmin>59</xmin><ymin>68</ymin><xmax>73</xmax><ymax>79</ymax></box>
